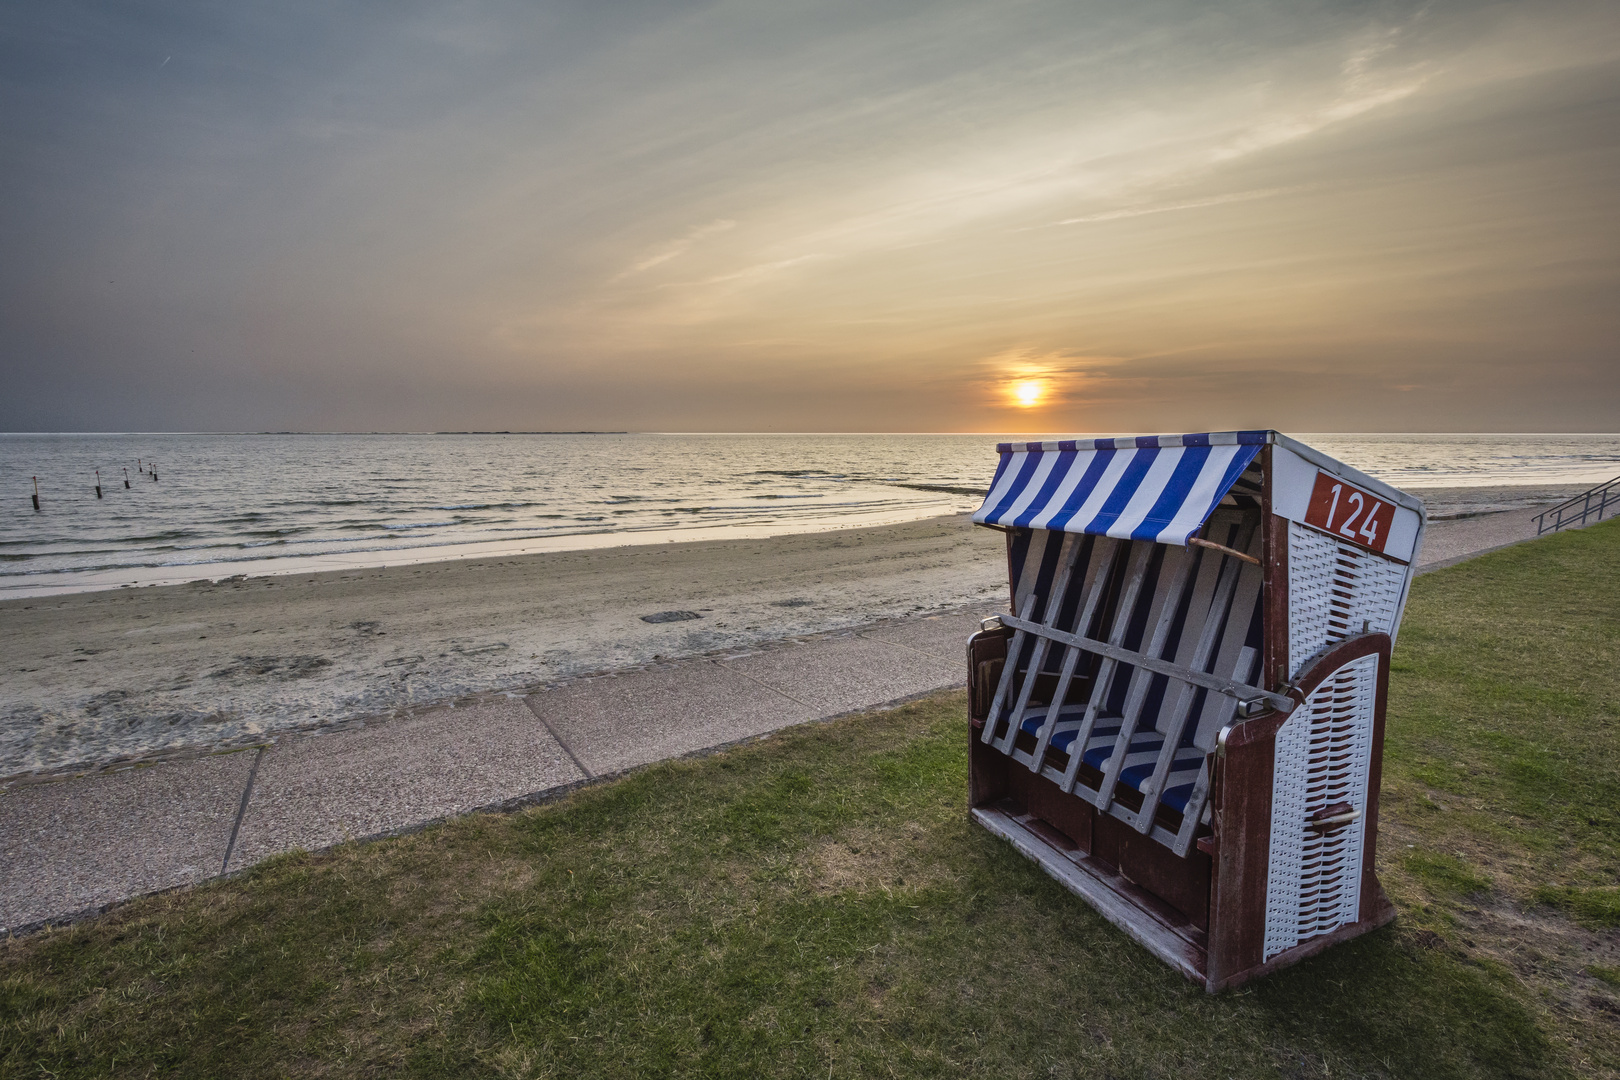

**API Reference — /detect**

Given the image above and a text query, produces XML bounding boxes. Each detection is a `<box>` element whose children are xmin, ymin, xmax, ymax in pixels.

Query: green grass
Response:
<box><xmin>1533</xmin><ymin>885</ymin><xmax>1620</xmax><ymax>928</ymax></box>
<box><xmin>1403</xmin><ymin>850</ymin><xmax>1493</xmax><ymax>897</ymax></box>
<box><xmin>1374</xmin><ymin>518</ymin><xmax>1620</xmax><ymax>1073</ymax></box>
<box><xmin>2</xmin><ymin>518</ymin><xmax>1618</xmax><ymax>1078</ymax></box>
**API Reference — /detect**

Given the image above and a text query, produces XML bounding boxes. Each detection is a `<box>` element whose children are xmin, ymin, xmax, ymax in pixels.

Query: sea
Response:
<box><xmin>3</xmin><ymin>432</ymin><xmax>1617</xmax><ymax>599</ymax></box>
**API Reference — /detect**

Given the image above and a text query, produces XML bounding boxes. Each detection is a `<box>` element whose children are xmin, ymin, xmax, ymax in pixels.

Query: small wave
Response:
<box><xmin>0</xmin><ymin>546</ymin><xmax>132</xmax><ymax>559</ymax></box>
<box><xmin>427</xmin><ymin>501</ymin><xmax>546</xmax><ymax>511</ymax></box>
<box><xmin>117</xmin><ymin>530</ymin><xmax>198</xmax><ymax>544</ymax></box>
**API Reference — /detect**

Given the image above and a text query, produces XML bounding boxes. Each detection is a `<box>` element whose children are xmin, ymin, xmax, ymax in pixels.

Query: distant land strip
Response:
<box><xmin>251</xmin><ymin>430</ymin><xmax>633</xmax><ymax>435</ymax></box>
<box><xmin>429</xmin><ymin>431</ymin><xmax>630</xmax><ymax>435</ymax></box>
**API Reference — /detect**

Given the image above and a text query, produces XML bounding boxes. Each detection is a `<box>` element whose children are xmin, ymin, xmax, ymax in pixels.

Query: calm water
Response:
<box><xmin>3</xmin><ymin>432</ymin><xmax>1617</xmax><ymax>596</ymax></box>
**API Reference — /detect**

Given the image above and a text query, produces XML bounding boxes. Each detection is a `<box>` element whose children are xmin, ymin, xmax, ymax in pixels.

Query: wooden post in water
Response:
<box><xmin>151</xmin><ymin>462</ymin><xmax>158</xmax><ymax>481</ymax></box>
<box><xmin>124</xmin><ymin>467</ymin><xmax>131</xmax><ymax>488</ymax></box>
<box><xmin>95</xmin><ymin>470</ymin><xmax>103</xmax><ymax>499</ymax></box>
<box><xmin>32</xmin><ymin>476</ymin><xmax>40</xmax><ymax>511</ymax></box>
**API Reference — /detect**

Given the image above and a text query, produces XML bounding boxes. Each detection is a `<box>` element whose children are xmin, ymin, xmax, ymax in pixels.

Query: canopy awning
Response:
<box><xmin>972</xmin><ymin>431</ymin><xmax>1265</xmax><ymax>544</ymax></box>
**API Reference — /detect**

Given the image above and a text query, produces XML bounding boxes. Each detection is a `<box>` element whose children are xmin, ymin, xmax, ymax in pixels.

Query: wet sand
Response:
<box><xmin>0</xmin><ymin>482</ymin><xmax>1597</xmax><ymax>782</ymax></box>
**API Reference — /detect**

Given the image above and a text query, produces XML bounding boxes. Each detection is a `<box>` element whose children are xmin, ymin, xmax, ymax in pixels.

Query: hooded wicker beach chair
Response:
<box><xmin>965</xmin><ymin>430</ymin><xmax>1425</xmax><ymax>990</ymax></box>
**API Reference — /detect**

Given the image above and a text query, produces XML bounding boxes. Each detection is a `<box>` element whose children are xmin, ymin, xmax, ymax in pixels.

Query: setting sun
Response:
<box><xmin>1011</xmin><ymin>379</ymin><xmax>1046</xmax><ymax>408</ymax></box>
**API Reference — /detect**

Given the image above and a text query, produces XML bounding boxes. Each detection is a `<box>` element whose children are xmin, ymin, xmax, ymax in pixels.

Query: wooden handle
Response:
<box><xmin>1188</xmin><ymin>537</ymin><xmax>1261</xmax><ymax>565</ymax></box>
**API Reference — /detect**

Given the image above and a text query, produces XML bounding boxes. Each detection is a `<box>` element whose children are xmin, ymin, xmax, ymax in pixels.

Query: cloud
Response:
<box><xmin>1053</xmin><ymin>187</ymin><xmax>1297</xmax><ymax>226</ymax></box>
<box><xmin>657</xmin><ymin>252</ymin><xmax>826</xmax><ymax>290</ymax></box>
<box><xmin>619</xmin><ymin>218</ymin><xmax>737</xmax><ymax>277</ymax></box>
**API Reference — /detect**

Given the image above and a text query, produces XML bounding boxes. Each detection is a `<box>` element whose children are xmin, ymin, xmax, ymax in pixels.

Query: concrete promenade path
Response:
<box><xmin>0</xmin><ymin>509</ymin><xmax>1593</xmax><ymax>935</ymax></box>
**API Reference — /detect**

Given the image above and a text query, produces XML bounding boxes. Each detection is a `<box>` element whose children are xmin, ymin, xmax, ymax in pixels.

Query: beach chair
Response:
<box><xmin>965</xmin><ymin>431</ymin><xmax>1425</xmax><ymax>990</ymax></box>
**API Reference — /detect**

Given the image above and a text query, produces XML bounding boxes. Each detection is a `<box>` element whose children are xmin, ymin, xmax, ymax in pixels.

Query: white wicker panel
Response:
<box><xmin>1263</xmin><ymin>652</ymin><xmax>1378</xmax><ymax>961</ymax></box>
<box><xmin>1287</xmin><ymin>522</ymin><xmax>1406</xmax><ymax>679</ymax></box>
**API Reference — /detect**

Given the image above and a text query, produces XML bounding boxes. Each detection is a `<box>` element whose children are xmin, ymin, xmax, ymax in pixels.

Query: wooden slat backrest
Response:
<box><xmin>979</xmin><ymin>588</ymin><xmax>1042</xmax><ymax>746</ymax></box>
<box><xmin>1087</xmin><ymin>542</ymin><xmax>1198</xmax><ymax>812</ymax></box>
<box><xmin>1024</xmin><ymin>536</ymin><xmax>1121</xmax><ymax>769</ymax></box>
<box><xmin>994</xmin><ymin>533</ymin><xmax>1087</xmax><ymax>754</ymax></box>
<box><xmin>1050</xmin><ymin>521</ymin><xmax>1226</xmax><ymax>797</ymax></box>
<box><xmin>1100</xmin><ymin>523</ymin><xmax>1252</xmax><ymax>818</ymax></box>
<box><xmin>1125</xmin><ymin>520</ymin><xmax>1261</xmax><ymax>833</ymax></box>
<box><xmin>1056</xmin><ymin>541</ymin><xmax>1154</xmax><ymax>796</ymax></box>
<box><xmin>1165</xmin><ymin>641</ymin><xmax>1262</xmax><ymax>857</ymax></box>
<box><xmin>982</xmin><ymin>510</ymin><xmax>1273</xmax><ymax>855</ymax></box>
<box><xmin>982</xmin><ymin>528</ymin><xmax>1063</xmax><ymax>747</ymax></box>
<box><xmin>1190</xmin><ymin>549</ymin><xmax>1266</xmax><ymax>751</ymax></box>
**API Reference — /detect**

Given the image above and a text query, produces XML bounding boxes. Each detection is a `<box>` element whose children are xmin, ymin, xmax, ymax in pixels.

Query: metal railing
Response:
<box><xmin>1534</xmin><ymin>474</ymin><xmax>1620</xmax><ymax>535</ymax></box>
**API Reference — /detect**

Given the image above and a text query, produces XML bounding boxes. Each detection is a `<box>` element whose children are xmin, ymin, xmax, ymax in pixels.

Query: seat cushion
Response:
<box><xmin>1084</xmin><ymin>730</ymin><xmax>1160</xmax><ymax>771</ymax></box>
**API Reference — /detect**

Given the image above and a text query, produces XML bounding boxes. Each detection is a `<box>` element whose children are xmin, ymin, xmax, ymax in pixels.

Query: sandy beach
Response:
<box><xmin>0</xmin><ymin>482</ymin><xmax>1595</xmax><ymax>782</ymax></box>
<box><xmin>0</xmin><ymin>513</ymin><xmax>1007</xmax><ymax>780</ymax></box>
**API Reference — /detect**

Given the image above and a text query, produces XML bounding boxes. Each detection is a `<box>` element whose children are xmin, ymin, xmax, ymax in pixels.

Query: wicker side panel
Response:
<box><xmin>1286</xmin><ymin>522</ymin><xmax>1405</xmax><ymax>679</ymax></box>
<box><xmin>1262</xmin><ymin>652</ymin><xmax>1379</xmax><ymax>961</ymax></box>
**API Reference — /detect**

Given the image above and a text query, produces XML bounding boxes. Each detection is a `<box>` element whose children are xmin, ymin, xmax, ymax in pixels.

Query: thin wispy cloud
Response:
<box><xmin>1053</xmin><ymin>188</ymin><xmax>1297</xmax><ymax>227</ymax></box>
<box><xmin>657</xmin><ymin>253</ymin><xmax>827</xmax><ymax>290</ymax></box>
<box><xmin>619</xmin><ymin>218</ymin><xmax>737</xmax><ymax>277</ymax></box>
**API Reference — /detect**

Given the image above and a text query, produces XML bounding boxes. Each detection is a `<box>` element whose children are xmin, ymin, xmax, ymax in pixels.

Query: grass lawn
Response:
<box><xmin>2</xmin><ymin>519</ymin><xmax>1617</xmax><ymax>1079</ymax></box>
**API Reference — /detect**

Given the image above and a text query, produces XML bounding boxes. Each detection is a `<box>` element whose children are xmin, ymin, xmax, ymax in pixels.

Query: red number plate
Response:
<box><xmin>1304</xmin><ymin>472</ymin><xmax>1395</xmax><ymax>554</ymax></box>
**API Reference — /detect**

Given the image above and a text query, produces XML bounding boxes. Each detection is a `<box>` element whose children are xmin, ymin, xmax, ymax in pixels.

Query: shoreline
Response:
<box><xmin>0</xmin><ymin>500</ymin><xmax>967</xmax><ymax>602</ymax></box>
<box><xmin>0</xmin><ymin>481</ymin><xmax>1592</xmax><ymax>602</ymax></box>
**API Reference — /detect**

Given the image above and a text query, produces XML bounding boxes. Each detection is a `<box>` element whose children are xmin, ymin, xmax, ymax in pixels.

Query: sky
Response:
<box><xmin>2</xmin><ymin>0</ymin><xmax>1618</xmax><ymax>433</ymax></box>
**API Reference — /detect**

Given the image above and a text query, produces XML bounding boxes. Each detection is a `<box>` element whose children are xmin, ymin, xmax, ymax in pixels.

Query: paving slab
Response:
<box><xmin>1417</xmin><ymin>512</ymin><xmax>1543</xmax><ymax>569</ymax></box>
<box><xmin>1418</xmin><ymin>509</ymin><xmax>1618</xmax><ymax>572</ymax></box>
<box><xmin>721</xmin><ymin>634</ymin><xmax>961</xmax><ymax>716</ymax></box>
<box><xmin>860</xmin><ymin>610</ymin><xmax>986</xmax><ymax>662</ymax></box>
<box><xmin>1</xmin><ymin>751</ymin><xmax>253</xmax><ymax>931</ymax></box>
<box><xmin>228</xmin><ymin>698</ymin><xmax>581</xmax><ymax>870</ymax></box>
<box><xmin>529</xmin><ymin>662</ymin><xmax>815</xmax><ymax>776</ymax></box>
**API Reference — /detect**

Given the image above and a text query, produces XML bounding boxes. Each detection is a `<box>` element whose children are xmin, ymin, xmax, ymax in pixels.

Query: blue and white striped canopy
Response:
<box><xmin>973</xmin><ymin>431</ymin><xmax>1265</xmax><ymax>544</ymax></box>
